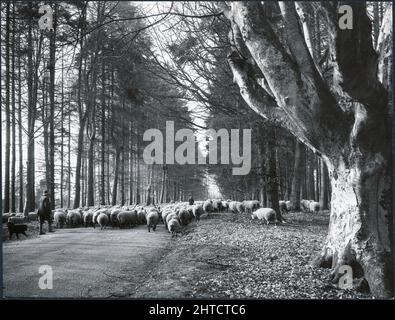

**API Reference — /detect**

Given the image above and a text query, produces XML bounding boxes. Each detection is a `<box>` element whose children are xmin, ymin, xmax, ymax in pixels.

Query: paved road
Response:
<box><xmin>2</xmin><ymin>224</ymin><xmax>171</xmax><ymax>298</ymax></box>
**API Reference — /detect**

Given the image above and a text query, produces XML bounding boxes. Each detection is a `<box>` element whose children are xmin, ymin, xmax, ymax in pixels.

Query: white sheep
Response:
<box><xmin>251</xmin><ymin>208</ymin><xmax>277</xmax><ymax>225</ymax></box>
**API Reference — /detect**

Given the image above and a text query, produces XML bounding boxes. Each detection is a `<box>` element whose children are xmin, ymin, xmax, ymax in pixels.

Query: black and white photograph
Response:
<box><xmin>0</xmin><ymin>0</ymin><xmax>393</xmax><ymax>302</ymax></box>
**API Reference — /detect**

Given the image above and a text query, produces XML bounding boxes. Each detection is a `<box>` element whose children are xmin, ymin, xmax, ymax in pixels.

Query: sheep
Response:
<box><xmin>236</xmin><ymin>201</ymin><xmax>245</xmax><ymax>214</ymax></box>
<box><xmin>54</xmin><ymin>211</ymin><xmax>66</xmax><ymax>228</ymax></box>
<box><xmin>110</xmin><ymin>208</ymin><xmax>122</xmax><ymax>227</ymax></box>
<box><xmin>118</xmin><ymin>210</ymin><xmax>138</xmax><ymax>228</ymax></box>
<box><xmin>279</xmin><ymin>201</ymin><xmax>288</xmax><ymax>215</ymax></box>
<box><xmin>251</xmin><ymin>208</ymin><xmax>277</xmax><ymax>225</ymax></box>
<box><xmin>162</xmin><ymin>206</ymin><xmax>177</xmax><ymax>225</ymax></box>
<box><xmin>221</xmin><ymin>200</ymin><xmax>229</xmax><ymax>212</ymax></box>
<box><xmin>66</xmin><ymin>210</ymin><xmax>82</xmax><ymax>227</ymax></box>
<box><xmin>243</xmin><ymin>200</ymin><xmax>260</xmax><ymax>213</ymax></box>
<box><xmin>186</xmin><ymin>205</ymin><xmax>194</xmax><ymax>216</ymax></box>
<box><xmin>203</xmin><ymin>200</ymin><xmax>214</xmax><ymax>213</ymax></box>
<box><xmin>97</xmin><ymin>213</ymin><xmax>109</xmax><ymax>230</ymax></box>
<box><xmin>167</xmin><ymin>217</ymin><xmax>181</xmax><ymax>237</ymax></box>
<box><xmin>166</xmin><ymin>212</ymin><xmax>178</xmax><ymax>226</ymax></box>
<box><xmin>147</xmin><ymin>209</ymin><xmax>160</xmax><ymax>232</ymax></box>
<box><xmin>300</xmin><ymin>199</ymin><xmax>312</xmax><ymax>212</ymax></box>
<box><xmin>92</xmin><ymin>208</ymin><xmax>109</xmax><ymax>226</ymax></box>
<box><xmin>285</xmin><ymin>200</ymin><xmax>292</xmax><ymax>211</ymax></box>
<box><xmin>192</xmin><ymin>204</ymin><xmax>204</xmax><ymax>221</ymax></box>
<box><xmin>228</xmin><ymin>201</ymin><xmax>238</xmax><ymax>213</ymax></box>
<box><xmin>137</xmin><ymin>208</ymin><xmax>147</xmax><ymax>225</ymax></box>
<box><xmin>83</xmin><ymin>211</ymin><xmax>93</xmax><ymax>227</ymax></box>
<box><xmin>212</xmin><ymin>200</ymin><xmax>222</xmax><ymax>212</ymax></box>
<box><xmin>178</xmin><ymin>208</ymin><xmax>193</xmax><ymax>226</ymax></box>
<box><xmin>309</xmin><ymin>201</ymin><xmax>320</xmax><ymax>214</ymax></box>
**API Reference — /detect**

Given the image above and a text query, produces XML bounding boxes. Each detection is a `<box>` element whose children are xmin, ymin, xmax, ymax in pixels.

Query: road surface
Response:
<box><xmin>2</xmin><ymin>224</ymin><xmax>171</xmax><ymax>298</ymax></box>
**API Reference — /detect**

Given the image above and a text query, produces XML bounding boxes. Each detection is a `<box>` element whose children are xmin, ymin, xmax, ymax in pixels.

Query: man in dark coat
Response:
<box><xmin>37</xmin><ymin>190</ymin><xmax>53</xmax><ymax>234</ymax></box>
<box><xmin>188</xmin><ymin>195</ymin><xmax>194</xmax><ymax>206</ymax></box>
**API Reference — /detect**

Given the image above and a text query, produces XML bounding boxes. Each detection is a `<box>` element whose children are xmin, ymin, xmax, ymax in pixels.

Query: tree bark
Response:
<box><xmin>67</xmin><ymin>93</ymin><xmax>71</xmax><ymax>208</ymax></box>
<box><xmin>48</xmin><ymin>3</ymin><xmax>57</xmax><ymax>209</ymax></box>
<box><xmin>111</xmin><ymin>147</ymin><xmax>121</xmax><ymax>206</ymax></box>
<box><xmin>60</xmin><ymin>47</ymin><xmax>64</xmax><ymax>208</ymax></box>
<box><xmin>319</xmin><ymin>160</ymin><xmax>329</xmax><ymax>210</ymax></box>
<box><xmin>136</xmin><ymin>127</ymin><xmax>141</xmax><ymax>204</ymax></box>
<box><xmin>11</xmin><ymin>2</ymin><xmax>16</xmax><ymax>212</ymax></box>
<box><xmin>129</xmin><ymin>119</ymin><xmax>134</xmax><ymax>205</ymax></box>
<box><xmin>290</xmin><ymin>140</ymin><xmax>305</xmax><ymax>210</ymax></box>
<box><xmin>100</xmin><ymin>62</ymin><xmax>106</xmax><ymax>205</ymax></box>
<box><xmin>25</xmin><ymin>8</ymin><xmax>44</xmax><ymax>215</ymax></box>
<box><xmin>17</xmin><ymin>33</ymin><xmax>23</xmax><ymax>213</ymax></box>
<box><xmin>264</xmin><ymin>125</ymin><xmax>283</xmax><ymax>222</ymax></box>
<box><xmin>4</xmin><ymin>2</ymin><xmax>11</xmax><ymax>213</ymax></box>
<box><xmin>73</xmin><ymin>3</ymin><xmax>87</xmax><ymax>209</ymax></box>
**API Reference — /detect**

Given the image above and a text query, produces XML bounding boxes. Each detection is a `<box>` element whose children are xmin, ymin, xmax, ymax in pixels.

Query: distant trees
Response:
<box><xmin>1</xmin><ymin>1</ymin><xmax>207</xmax><ymax>212</ymax></box>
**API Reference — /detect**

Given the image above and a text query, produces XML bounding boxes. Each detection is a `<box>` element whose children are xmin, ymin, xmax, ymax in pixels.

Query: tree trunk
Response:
<box><xmin>373</xmin><ymin>2</ymin><xmax>380</xmax><ymax>48</ymax></box>
<box><xmin>290</xmin><ymin>140</ymin><xmax>305</xmax><ymax>210</ymax></box>
<box><xmin>87</xmin><ymin>131</ymin><xmax>96</xmax><ymax>206</ymax></box>
<box><xmin>264</xmin><ymin>126</ymin><xmax>283</xmax><ymax>222</ymax></box>
<box><xmin>60</xmin><ymin>47</ymin><xmax>64</xmax><ymax>208</ymax></box>
<box><xmin>319</xmin><ymin>160</ymin><xmax>329</xmax><ymax>210</ymax></box>
<box><xmin>100</xmin><ymin>62</ymin><xmax>106</xmax><ymax>205</ymax></box>
<box><xmin>17</xmin><ymin>33</ymin><xmax>23</xmax><ymax>213</ymax></box>
<box><xmin>315</xmin><ymin>156</ymin><xmax>320</xmax><ymax>201</ymax></box>
<box><xmin>24</xmin><ymin>9</ymin><xmax>43</xmax><ymax>215</ymax></box>
<box><xmin>48</xmin><ymin>3</ymin><xmax>57</xmax><ymax>209</ymax></box>
<box><xmin>4</xmin><ymin>2</ymin><xmax>11</xmax><ymax>213</ymax></box>
<box><xmin>136</xmin><ymin>127</ymin><xmax>141</xmax><ymax>204</ymax></box>
<box><xmin>10</xmin><ymin>2</ymin><xmax>16</xmax><ymax>212</ymax></box>
<box><xmin>67</xmin><ymin>93</ymin><xmax>71</xmax><ymax>208</ymax></box>
<box><xmin>74</xmin><ymin>118</ymin><xmax>86</xmax><ymax>208</ymax></box>
<box><xmin>73</xmin><ymin>3</ymin><xmax>87</xmax><ymax>209</ymax></box>
<box><xmin>129</xmin><ymin>119</ymin><xmax>134</xmax><ymax>205</ymax></box>
<box><xmin>111</xmin><ymin>148</ymin><xmax>121</xmax><ymax>206</ymax></box>
<box><xmin>159</xmin><ymin>166</ymin><xmax>166</xmax><ymax>203</ymax></box>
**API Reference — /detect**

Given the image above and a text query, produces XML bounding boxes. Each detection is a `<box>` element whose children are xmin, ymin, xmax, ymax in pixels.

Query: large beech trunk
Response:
<box><xmin>315</xmin><ymin>111</ymin><xmax>393</xmax><ymax>297</ymax></box>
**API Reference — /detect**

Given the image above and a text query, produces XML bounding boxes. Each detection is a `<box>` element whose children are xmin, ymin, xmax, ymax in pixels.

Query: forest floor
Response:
<box><xmin>132</xmin><ymin>211</ymin><xmax>373</xmax><ymax>299</ymax></box>
<box><xmin>2</xmin><ymin>210</ymin><xmax>373</xmax><ymax>299</ymax></box>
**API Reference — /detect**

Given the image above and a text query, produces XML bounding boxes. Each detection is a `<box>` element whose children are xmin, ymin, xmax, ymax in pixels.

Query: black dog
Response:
<box><xmin>7</xmin><ymin>222</ymin><xmax>28</xmax><ymax>240</ymax></box>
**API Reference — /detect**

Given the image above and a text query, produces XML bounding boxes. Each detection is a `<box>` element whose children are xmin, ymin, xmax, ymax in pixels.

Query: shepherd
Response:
<box><xmin>37</xmin><ymin>190</ymin><xmax>54</xmax><ymax>235</ymax></box>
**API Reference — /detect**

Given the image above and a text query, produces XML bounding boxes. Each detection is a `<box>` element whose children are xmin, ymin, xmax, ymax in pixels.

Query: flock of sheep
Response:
<box><xmin>4</xmin><ymin>198</ymin><xmax>322</xmax><ymax>238</ymax></box>
<box><xmin>279</xmin><ymin>199</ymin><xmax>320</xmax><ymax>215</ymax></box>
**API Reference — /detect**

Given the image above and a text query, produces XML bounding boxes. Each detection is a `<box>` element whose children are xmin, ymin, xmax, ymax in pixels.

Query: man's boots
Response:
<box><xmin>39</xmin><ymin>223</ymin><xmax>45</xmax><ymax>235</ymax></box>
<box><xmin>48</xmin><ymin>222</ymin><xmax>54</xmax><ymax>232</ymax></box>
